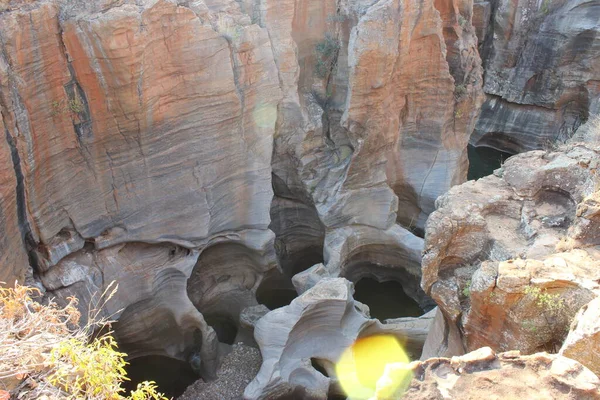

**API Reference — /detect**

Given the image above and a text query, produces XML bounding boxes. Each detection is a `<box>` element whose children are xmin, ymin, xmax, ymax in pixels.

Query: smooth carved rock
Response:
<box><xmin>323</xmin><ymin>224</ymin><xmax>433</xmax><ymax>309</ymax></box>
<box><xmin>41</xmin><ymin>229</ymin><xmax>277</xmax><ymax>376</ymax></box>
<box><xmin>186</xmin><ymin>230</ymin><xmax>278</xmax><ymax>342</ymax></box>
<box><xmin>561</xmin><ymin>296</ymin><xmax>600</xmax><ymax>377</ymax></box>
<box><xmin>400</xmin><ymin>347</ymin><xmax>600</xmax><ymax>400</ymax></box>
<box><xmin>39</xmin><ymin>243</ymin><xmax>223</xmax><ymax>374</ymax></box>
<box><xmin>422</xmin><ymin>144</ymin><xmax>600</xmax><ymax>354</ymax></box>
<box><xmin>473</xmin><ymin>0</ymin><xmax>600</xmax><ymax>152</ymax></box>
<box><xmin>292</xmin><ymin>224</ymin><xmax>433</xmax><ymax>311</ymax></box>
<box><xmin>0</xmin><ymin>0</ymin><xmax>280</xmax><ymax>266</ymax></box>
<box><xmin>245</xmin><ymin>278</ymin><xmax>434</xmax><ymax>400</ymax></box>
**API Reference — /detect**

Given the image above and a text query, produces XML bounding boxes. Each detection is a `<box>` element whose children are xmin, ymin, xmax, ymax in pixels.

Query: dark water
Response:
<box><xmin>257</xmin><ymin>287</ymin><xmax>298</xmax><ymax>310</ymax></box>
<box><xmin>353</xmin><ymin>278</ymin><xmax>423</xmax><ymax>320</ymax></box>
<box><xmin>467</xmin><ymin>144</ymin><xmax>514</xmax><ymax>181</ymax></box>
<box><xmin>122</xmin><ymin>355</ymin><xmax>199</xmax><ymax>398</ymax></box>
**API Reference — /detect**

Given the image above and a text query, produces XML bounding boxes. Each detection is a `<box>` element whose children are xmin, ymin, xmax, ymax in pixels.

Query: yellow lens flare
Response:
<box><xmin>335</xmin><ymin>335</ymin><xmax>413</xmax><ymax>400</ymax></box>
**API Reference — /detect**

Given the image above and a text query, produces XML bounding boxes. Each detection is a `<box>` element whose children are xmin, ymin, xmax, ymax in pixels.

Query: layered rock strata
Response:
<box><xmin>0</xmin><ymin>0</ymin><xmax>281</xmax><ymax>375</ymax></box>
<box><xmin>472</xmin><ymin>0</ymin><xmax>600</xmax><ymax>153</ymax></box>
<box><xmin>0</xmin><ymin>0</ymin><xmax>484</xmax><ymax>373</ymax></box>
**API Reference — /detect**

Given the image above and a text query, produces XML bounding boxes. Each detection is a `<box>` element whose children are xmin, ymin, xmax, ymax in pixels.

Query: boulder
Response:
<box><xmin>561</xmin><ymin>297</ymin><xmax>600</xmax><ymax>377</ymax></box>
<box><xmin>422</xmin><ymin>144</ymin><xmax>600</xmax><ymax>354</ymax></box>
<box><xmin>401</xmin><ymin>347</ymin><xmax>600</xmax><ymax>399</ymax></box>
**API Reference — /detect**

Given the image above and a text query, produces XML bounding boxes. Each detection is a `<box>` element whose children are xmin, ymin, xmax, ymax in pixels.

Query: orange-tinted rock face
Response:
<box><xmin>1</xmin><ymin>0</ymin><xmax>485</xmax><ymax>280</ymax></box>
<box><xmin>0</xmin><ymin>0</ymin><xmax>484</xmax><ymax>374</ymax></box>
<box><xmin>0</xmin><ymin>0</ymin><xmax>281</xmax><ymax>265</ymax></box>
<box><xmin>0</xmin><ymin>0</ymin><xmax>282</xmax><ymax>368</ymax></box>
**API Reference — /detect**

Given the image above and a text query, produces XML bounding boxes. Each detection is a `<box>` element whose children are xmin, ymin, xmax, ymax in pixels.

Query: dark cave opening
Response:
<box><xmin>311</xmin><ymin>358</ymin><xmax>330</xmax><ymax>377</ymax></box>
<box><xmin>256</xmin><ymin>276</ymin><xmax>298</xmax><ymax>310</ymax></box>
<box><xmin>289</xmin><ymin>245</ymin><xmax>325</xmax><ymax>277</ymax></box>
<box><xmin>353</xmin><ymin>278</ymin><xmax>423</xmax><ymax>321</ymax></box>
<box><xmin>468</xmin><ymin>144</ymin><xmax>514</xmax><ymax>180</ymax></box>
<box><xmin>122</xmin><ymin>355</ymin><xmax>199</xmax><ymax>399</ymax></box>
<box><xmin>205</xmin><ymin>315</ymin><xmax>238</xmax><ymax>345</ymax></box>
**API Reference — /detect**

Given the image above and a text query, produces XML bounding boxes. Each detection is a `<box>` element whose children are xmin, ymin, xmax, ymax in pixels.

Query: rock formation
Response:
<box><xmin>472</xmin><ymin>0</ymin><xmax>600</xmax><ymax>153</ymax></box>
<box><xmin>422</xmin><ymin>143</ymin><xmax>600</xmax><ymax>357</ymax></box>
<box><xmin>0</xmin><ymin>0</ymin><xmax>485</xmax><ymax>377</ymax></box>
<box><xmin>400</xmin><ymin>347</ymin><xmax>600</xmax><ymax>400</ymax></box>
<box><xmin>561</xmin><ymin>296</ymin><xmax>600</xmax><ymax>377</ymax></box>
<box><xmin>245</xmin><ymin>278</ymin><xmax>434</xmax><ymax>400</ymax></box>
<box><xmin>0</xmin><ymin>0</ymin><xmax>599</xmax><ymax>399</ymax></box>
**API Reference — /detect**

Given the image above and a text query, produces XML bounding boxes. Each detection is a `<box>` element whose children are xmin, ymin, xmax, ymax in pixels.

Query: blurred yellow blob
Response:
<box><xmin>335</xmin><ymin>335</ymin><xmax>412</xmax><ymax>400</ymax></box>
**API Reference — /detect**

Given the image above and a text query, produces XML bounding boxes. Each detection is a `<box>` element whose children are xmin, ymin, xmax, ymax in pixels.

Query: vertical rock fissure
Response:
<box><xmin>3</xmin><ymin>125</ymin><xmax>38</xmax><ymax>272</ymax></box>
<box><xmin>56</xmin><ymin>26</ymin><xmax>93</xmax><ymax>143</ymax></box>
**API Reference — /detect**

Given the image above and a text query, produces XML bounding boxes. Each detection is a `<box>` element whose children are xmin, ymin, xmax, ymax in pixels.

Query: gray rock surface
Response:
<box><xmin>245</xmin><ymin>278</ymin><xmax>434</xmax><ymax>400</ymax></box>
<box><xmin>472</xmin><ymin>0</ymin><xmax>600</xmax><ymax>153</ymax></box>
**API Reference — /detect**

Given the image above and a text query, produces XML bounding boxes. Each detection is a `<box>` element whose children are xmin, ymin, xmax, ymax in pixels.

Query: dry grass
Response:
<box><xmin>0</xmin><ymin>282</ymin><xmax>168</xmax><ymax>400</ymax></box>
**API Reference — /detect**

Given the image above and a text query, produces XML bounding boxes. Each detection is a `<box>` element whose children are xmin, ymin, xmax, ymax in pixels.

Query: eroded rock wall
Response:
<box><xmin>0</xmin><ymin>0</ymin><xmax>282</xmax><ymax>373</ymax></box>
<box><xmin>472</xmin><ymin>0</ymin><xmax>600</xmax><ymax>153</ymax></box>
<box><xmin>0</xmin><ymin>0</ymin><xmax>484</xmax><ymax>375</ymax></box>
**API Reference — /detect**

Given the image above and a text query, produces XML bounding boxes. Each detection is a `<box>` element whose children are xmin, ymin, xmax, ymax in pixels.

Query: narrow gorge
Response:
<box><xmin>0</xmin><ymin>0</ymin><xmax>599</xmax><ymax>399</ymax></box>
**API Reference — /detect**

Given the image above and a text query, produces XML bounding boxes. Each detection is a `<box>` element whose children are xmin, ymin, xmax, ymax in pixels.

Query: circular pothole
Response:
<box><xmin>122</xmin><ymin>355</ymin><xmax>199</xmax><ymax>398</ymax></box>
<box><xmin>353</xmin><ymin>278</ymin><xmax>423</xmax><ymax>320</ymax></box>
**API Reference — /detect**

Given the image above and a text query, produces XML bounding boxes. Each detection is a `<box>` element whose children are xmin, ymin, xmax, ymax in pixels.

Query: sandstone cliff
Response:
<box><xmin>472</xmin><ymin>0</ymin><xmax>600</xmax><ymax>153</ymax></box>
<box><xmin>0</xmin><ymin>0</ymin><xmax>485</xmax><ymax>377</ymax></box>
<box><xmin>1</xmin><ymin>0</ymin><xmax>600</xmax><ymax>398</ymax></box>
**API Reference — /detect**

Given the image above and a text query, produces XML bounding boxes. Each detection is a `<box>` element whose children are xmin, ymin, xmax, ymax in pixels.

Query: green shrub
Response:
<box><xmin>314</xmin><ymin>33</ymin><xmax>340</xmax><ymax>79</ymax></box>
<box><xmin>462</xmin><ymin>280</ymin><xmax>472</xmax><ymax>298</ymax></box>
<box><xmin>0</xmin><ymin>283</ymin><xmax>169</xmax><ymax>400</ymax></box>
<box><xmin>523</xmin><ymin>286</ymin><xmax>565</xmax><ymax>314</ymax></box>
<box><xmin>454</xmin><ymin>84</ymin><xmax>467</xmax><ymax>99</ymax></box>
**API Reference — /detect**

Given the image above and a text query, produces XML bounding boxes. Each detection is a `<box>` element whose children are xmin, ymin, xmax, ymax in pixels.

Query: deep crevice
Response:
<box><xmin>467</xmin><ymin>144</ymin><xmax>513</xmax><ymax>180</ymax></box>
<box><xmin>353</xmin><ymin>277</ymin><xmax>423</xmax><ymax>320</ymax></box>
<box><xmin>204</xmin><ymin>315</ymin><xmax>238</xmax><ymax>345</ymax></box>
<box><xmin>4</xmin><ymin>128</ymin><xmax>39</xmax><ymax>272</ymax></box>
<box><xmin>256</xmin><ymin>276</ymin><xmax>298</xmax><ymax>310</ymax></box>
<box><xmin>122</xmin><ymin>355</ymin><xmax>199</xmax><ymax>399</ymax></box>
